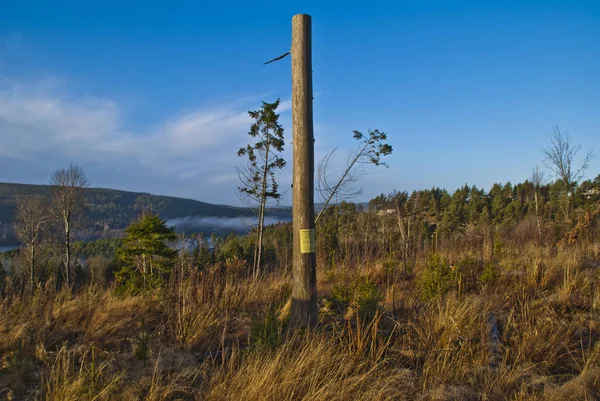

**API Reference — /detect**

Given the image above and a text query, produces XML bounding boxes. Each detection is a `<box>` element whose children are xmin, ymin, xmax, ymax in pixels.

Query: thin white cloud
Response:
<box><xmin>278</xmin><ymin>99</ymin><xmax>292</xmax><ymax>112</ymax></box>
<box><xmin>163</xmin><ymin>109</ymin><xmax>250</xmax><ymax>151</ymax></box>
<box><xmin>0</xmin><ymin>80</ymin><xmax>284</xmax><ymax>203</ymax></box>
<box><xmin>0</xmin><ymin>80</ymin><xmax>384</xmax><ymax>205</ymax></box>
<box><xmin>208</xmin><ymin>173</ymin><xmax>239</xmax><ymax>184</ymax></box>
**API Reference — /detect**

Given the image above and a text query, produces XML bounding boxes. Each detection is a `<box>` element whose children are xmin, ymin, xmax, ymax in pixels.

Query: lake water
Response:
<box><xmin>0</xmin><ymin>245</ymin><xmax>18</xmax><ymax>252</ymax></box>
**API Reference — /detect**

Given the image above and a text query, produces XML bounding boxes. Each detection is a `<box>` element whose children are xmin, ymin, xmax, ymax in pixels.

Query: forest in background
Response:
<box><xmin>0</xmin><ymin>107</ymin><xmax>598</xmax><ymax>399</ymax></box>
<box><xmin>0</xmin><ymin>162</ymin><xmax>599</xmax><ymax>399</ymax></box>
<box><xmin>2</xmin><ymin>171</ymin><xmax>598</xmax><ymax>287</ymax></box>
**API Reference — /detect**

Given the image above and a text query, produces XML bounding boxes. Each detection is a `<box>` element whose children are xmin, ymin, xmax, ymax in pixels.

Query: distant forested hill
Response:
<box><xmin>0</xmin><ymin>182</ymin><xmax>291</xmax><ymax>244</ymax></box>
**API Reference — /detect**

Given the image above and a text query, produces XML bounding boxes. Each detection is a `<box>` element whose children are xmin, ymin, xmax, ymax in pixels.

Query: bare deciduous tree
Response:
<box><xmin>542</xmin><ymin>127</ymin><xmax>594</xmax><ymax>221</ymax></box>
<box><xmin>395</xmin><ymin>192</ymin><xmax>418</xmax><ymax>278</ymax></box>
<box><xmin>13</xmin><ymin>196</ymin><xmax>49</xmax><ymax>288</ymax></box>
<box><xmin>50</xmin><ymin>163</ymin><xmax>89</xmax><ymax>285</ymax></box>
<box><xmin>317</xmin><ymin>147</ymin><xmax>363</xmax><ymax>206</ymax></box>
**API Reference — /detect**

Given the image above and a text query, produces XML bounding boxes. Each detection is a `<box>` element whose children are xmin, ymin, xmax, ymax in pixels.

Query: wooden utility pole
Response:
<box><xmin>290</xmin><ymin>14</ymin><xmax>318</xmax><ymax>328</ymax></box>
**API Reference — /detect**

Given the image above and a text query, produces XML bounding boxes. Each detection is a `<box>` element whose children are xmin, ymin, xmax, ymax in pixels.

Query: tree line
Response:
<box><xmin>1</xmin><ymin>102</ymin><xmax>596</xmax><ymax>305</ymax></box>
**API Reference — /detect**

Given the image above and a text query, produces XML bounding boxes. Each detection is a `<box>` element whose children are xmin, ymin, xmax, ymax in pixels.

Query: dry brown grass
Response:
<box><xmin>201</xmin><ymin>330</ymin><xmax>417</xmax><ymax>401</ymax></box>
<box><xmin>1</xmin><ymin>239</ymin><xmax>599</xmax><ymax>400</ymax></box>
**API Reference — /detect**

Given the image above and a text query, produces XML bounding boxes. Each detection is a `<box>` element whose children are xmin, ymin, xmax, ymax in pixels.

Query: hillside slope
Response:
<box><xmin>0</xmin><ymin>183</ymin><xmax>290</xmax><ymax>243</ymax></box>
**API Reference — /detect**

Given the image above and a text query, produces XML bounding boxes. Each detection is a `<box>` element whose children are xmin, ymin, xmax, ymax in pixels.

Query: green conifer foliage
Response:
<box><xmin>115</xmin><ymin>214</ymin><xmax>177</xmax><ymax>293</ymax></box>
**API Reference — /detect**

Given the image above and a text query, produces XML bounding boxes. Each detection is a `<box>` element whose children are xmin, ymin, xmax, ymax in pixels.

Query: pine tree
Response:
<box><xmin>237</xmin><ymin>99</ymin><xmax>286</xmax><ymax>279</ymax></box>
<box><xmin>115</xmin><ymin>214</ymin><xmax>177</xmax><ymax>293</ymax></box>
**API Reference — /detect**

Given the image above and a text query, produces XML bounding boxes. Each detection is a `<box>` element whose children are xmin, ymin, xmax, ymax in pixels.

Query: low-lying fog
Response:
<box><xmin>166</xmin><ymin>215</ymin><xmax>292</xmax><ymax>234</ymax></box>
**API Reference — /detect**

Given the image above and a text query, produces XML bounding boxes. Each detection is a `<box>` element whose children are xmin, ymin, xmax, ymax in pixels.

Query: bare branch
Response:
<box><xmin>530</xmin><ymin>166</ymin><xmax>545</xmax><ymax>189</ymax></box>
<box><xmin>541</xmin><ymin>127</ymin><xmax>595</xmax><ymax>221</ymax></box>
<box><xmin>315</xmin><ymin>129</ymin><xmax>393</xmax><ymax>224</ymax></box>
<box><xmin>263</xmin><ymin>51</ymin><xmax>291</xmax><ymax>65</ymax></box>
<box><xmin>13</xmin><ymin>195</ymin><xmax>50</xmax><ymax>287</ymax></box>
<box><xmin>50</xmin><ymin>163</ymin><xmax>89</xmax><ymax>285</ymax></box>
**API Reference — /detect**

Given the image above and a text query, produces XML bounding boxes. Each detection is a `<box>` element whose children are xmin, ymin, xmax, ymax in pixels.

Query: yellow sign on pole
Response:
<box><xmin>300</xmin><ymin>229</ymin><xmax>316</xmax><ymax>253</ymax></box>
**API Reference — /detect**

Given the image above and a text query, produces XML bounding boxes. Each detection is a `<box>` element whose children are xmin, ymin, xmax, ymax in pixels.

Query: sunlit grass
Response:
<box><xmin>1</xmin><ymin>240</ymin><xmax>599</xmax><ymax>400</ymax></box>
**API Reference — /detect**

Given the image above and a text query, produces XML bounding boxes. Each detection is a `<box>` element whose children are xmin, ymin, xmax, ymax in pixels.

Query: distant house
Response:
<box><xmin>376</xmin><ymin>208</ymin><xmax>396</xmax><ymax>216</ymax></box>
<box><xmin>583</xmin><ymin>188</ymin><xmax>599</xmax><ymax>199</ymax></box>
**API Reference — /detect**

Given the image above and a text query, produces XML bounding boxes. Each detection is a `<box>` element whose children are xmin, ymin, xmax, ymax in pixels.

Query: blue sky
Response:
<box><xmin>1</xmin><ymin>0</ymin><xmax>598</xmax><ymax>205</ymax></box>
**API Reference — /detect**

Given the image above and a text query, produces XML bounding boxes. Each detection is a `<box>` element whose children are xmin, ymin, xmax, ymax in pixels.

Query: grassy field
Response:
<box><xmin>1</xmin><ymin>232</ymin><xmax>599</xmax><ymax>400</ymax></box>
